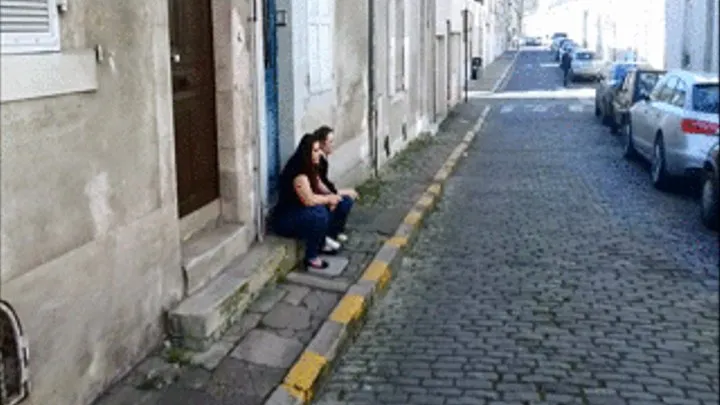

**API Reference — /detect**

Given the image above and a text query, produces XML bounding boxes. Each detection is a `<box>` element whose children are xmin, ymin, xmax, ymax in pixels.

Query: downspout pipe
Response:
<box><xmin>249</xmin><ymin>0</ymin><xmax>265</xmax><ymax>241</ymax></box>
<box><xmin>368</xmin><ymin>0</ymin><xmax>378</xmax><ymax>177</ymax></box>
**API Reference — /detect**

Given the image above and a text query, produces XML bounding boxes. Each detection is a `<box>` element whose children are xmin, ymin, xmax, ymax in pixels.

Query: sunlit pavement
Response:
<box><xmin>312</xmin><ymin>49</ymin><xmax>719</xmax><ymax>405</ymax></box>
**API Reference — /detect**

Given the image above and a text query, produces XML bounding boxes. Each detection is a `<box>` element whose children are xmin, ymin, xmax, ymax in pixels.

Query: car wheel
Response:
<box><xmin>594</xmin><ymin>101</ymin><xmax>601</xmax><ymax>117</ymax></box>
<box><xmin>622</xmin><ymin>119</ymin><xmax>636</xmax><ymax>159</ymax></box>
<box><xmin>650</xmin><ymin>136</ymin><xmax>670</xmax><ymax>190</ymax></box>
<box><xmin>701</xmin><ymin>169</ymin><xmax>719</xmax><ymax>230</ymax></box>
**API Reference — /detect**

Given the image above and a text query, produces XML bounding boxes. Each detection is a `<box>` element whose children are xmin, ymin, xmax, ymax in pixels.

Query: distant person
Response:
<box><xmin>272</xmin><ymin>134</ymin><xmax>348</xmax><ymax>271</ymax></box>
<box><xmin>313</xmin><ymin>125</ymin><xmax>358</xmax><ymax>245</ymax></box>
<box><xmin>561</xmin><ymin>51</ymin><xmax>572</xmax><ymax>87</ymax></box>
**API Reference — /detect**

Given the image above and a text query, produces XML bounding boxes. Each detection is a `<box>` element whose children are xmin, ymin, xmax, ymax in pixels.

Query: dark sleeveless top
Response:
<box><xmin>275</xmin><ymin>153</ymin><xmax>317</xmax><ymax>213</ymax></box>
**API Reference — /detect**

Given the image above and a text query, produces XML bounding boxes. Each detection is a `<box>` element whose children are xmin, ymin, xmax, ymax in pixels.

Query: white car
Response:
<box><xmin>625</xmin><ymin>70</ymin><xmax>719</xmax><ymax>189</ymax></box>
<box><xmin>568</xmin><ymin>49</ymin><xmax>602</xmax><ymax>81</ymax></box>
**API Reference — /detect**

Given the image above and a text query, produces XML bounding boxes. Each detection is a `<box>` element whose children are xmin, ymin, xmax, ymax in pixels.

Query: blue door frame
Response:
<box><xmin>263</xmin><ymin>0</ymin><xmax>281</xmax><ymax>207</ymax></box>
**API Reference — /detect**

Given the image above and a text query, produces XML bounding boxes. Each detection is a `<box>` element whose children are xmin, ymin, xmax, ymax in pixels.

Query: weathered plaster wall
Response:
<box><xmin>281</xmin><ymin>0</ymin><xmax>371</xmax><ymax>187</ymax></box>
<box><xmin>0</xmin><ymin>1</ymin><xmax>183</xmax><ymax>404</ymax></box>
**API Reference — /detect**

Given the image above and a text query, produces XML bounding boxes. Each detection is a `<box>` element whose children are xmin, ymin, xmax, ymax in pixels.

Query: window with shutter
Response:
<box><xmin>308</xmin><ymin>0</ymin><xmax>333</xmax><ymax>93</ymax></box>
<box><xmin>0</xmin><ymin>0</ymin><xmax>61</xmax><ymax>54</ymax></box>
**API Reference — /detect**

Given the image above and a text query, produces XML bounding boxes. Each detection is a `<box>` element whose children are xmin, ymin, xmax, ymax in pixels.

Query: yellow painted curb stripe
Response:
<box><xmin>434</xmin><ymin>169</ymin><xmax>450</xmax><ymax>180</ymax></box>
<box><xmin>428</xmin><ymin>183</ymin><xmax>442</xmax><ymax>195</ymax></box>
<box><xmin>404</xmin><ymin>210</ymin><xmax>423</xmax><ymax>226</ymax></box>
<box><xmin>282</xmin><ymin>350</ymin><xmax>328</xmax><ymax>401</ymax></box>
<box><xmin>416</xmin><ymin>195</ymin><xmax>434</xmax><ymax>209</ymax></box>
<box><xmin>329</xmin><ymin>294</ymin><xmax>365</xmax><ymax>324</ymax></box>
<box><xmin>386</xmin><ymin>235</ymin><xmax>409</xmax><ymax>247</ymax></box>
<box><xmin>362</xmin><ymin>259</ymin><xmax>392</xmax><ymax>290</ymax></box>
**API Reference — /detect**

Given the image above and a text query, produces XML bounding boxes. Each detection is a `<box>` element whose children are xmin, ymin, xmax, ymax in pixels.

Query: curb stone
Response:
<box><xmin>264</xmin><ymin>106</ymin><xmax>492</xmax><ymax>405</ymax></box>
<box><xmin>491</xmin><ymin>50</ymin><xmax>520</xmax><ymax>93</ymax></box>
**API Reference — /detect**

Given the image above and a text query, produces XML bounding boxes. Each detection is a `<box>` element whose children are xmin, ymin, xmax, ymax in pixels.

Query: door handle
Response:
<box><xmin>171</xmin><ymin>53</ymin><xmax>181</xmax><ymax>63</ymax></box>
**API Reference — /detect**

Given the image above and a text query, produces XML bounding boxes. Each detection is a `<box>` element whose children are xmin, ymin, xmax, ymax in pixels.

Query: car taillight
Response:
<box><xmin>681</xmin><ymin>119</ymin><xmax>719</xmax><ymax>135</ymax></box>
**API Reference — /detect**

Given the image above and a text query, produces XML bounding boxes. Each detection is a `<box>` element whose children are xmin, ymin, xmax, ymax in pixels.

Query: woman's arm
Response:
<box><xmin>317</xmin><ymin>180</ymin><xmax>332</xmax><ymax>195</ymax></box>
<box><xmin>293</xmin><ymin>175</ymin><xmax>336</xmax><ymax>206</ymax></box>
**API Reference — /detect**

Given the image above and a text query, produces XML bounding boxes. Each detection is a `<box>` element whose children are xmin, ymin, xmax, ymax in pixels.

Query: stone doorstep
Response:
<box><xmin>169</xmin><ymin>236</ymin><xmax>300</xmax><ymax>351</ymax></box>
<box><xmin>181</xmin><ymin>223</ymin><xmax>253</xmax><ymax>295</ymax></box>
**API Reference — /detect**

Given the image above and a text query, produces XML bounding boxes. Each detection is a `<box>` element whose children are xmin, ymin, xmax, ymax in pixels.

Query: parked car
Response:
<box><xmin>556</xmin><ymin>40</ymin><xmax>577</xmax><ymax>62</ymax></box>
<box><xmin>700</xmin><ymin>141</ymin><xmax>719</xmax><ymax>230</ymax></box>
<box><xmin>624</xmin><ymin>70</ymin><xmax>719</xmax><ymax>189</ymax></box>
<box><xmin>550</xmin><ymin>32</ymin><xmax>567</xmax><ymax>50</ymax></box>
<box><xmin>595</xmin><ymin>61</ymin><xmax>652</xmax><ymax>126</ymax></box>
<box><xmin>568</xmin><ymin>49</ymin><xmax>602</xmax><ymax>81</ymax></box>
<box><xmin>525</xmin><ymin>36</ymin><xmax>542</xmax><ymax>46</ymax></box>
<box><xmin>551</xmin><ymin>37</ymin><xmax>566</xmax><ymax>53</ymax></box>
<box><xmin>610</xmin><ymin>68</ymin><xmax>666</xmax><ymax>133</ymax></box>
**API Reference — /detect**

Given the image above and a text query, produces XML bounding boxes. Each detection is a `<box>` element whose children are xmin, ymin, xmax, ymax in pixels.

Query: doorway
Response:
<box><xmin>263</xmin><ymin>0</ymin><xmax>281</xmax><ymax>206</ymax></box>
<box><xmin>168</xmin><ymin>0</ymin><xmax>220</xmax><ymax>218</ymax></box>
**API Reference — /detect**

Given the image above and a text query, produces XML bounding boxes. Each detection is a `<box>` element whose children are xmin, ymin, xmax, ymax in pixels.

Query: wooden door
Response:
<box><xmin>168</xmin><ymin>0</ymin><xmax>220</xmax><ymax>217</ymax></box>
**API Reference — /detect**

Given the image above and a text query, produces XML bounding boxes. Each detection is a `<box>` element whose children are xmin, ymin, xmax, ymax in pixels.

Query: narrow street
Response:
<box><xmin>313</xmin><ymin>49</ymin><xmax>720</xmax><ymax>405</ymax></box>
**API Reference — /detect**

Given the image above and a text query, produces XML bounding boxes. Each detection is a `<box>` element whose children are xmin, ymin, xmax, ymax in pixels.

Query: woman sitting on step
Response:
<box><xmin>272</xmin><ymin>133</ymin><xmax>353</xmax><ymax>271</ymax></box>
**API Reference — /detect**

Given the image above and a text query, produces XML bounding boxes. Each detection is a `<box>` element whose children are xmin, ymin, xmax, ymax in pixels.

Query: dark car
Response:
<box><xmin>594</xmin><ymin>61</ymin><xmax>652</xmax><ymax>126</ymax></box>
<box><xmin>701</xmin><ymin>141</ymin><xmax>719</xmax><ymax>230</ymax></box>
<box><xmin>609</xmin><ymin>68</ymin><xmax>666</xmax><ymax>134</ymax></box>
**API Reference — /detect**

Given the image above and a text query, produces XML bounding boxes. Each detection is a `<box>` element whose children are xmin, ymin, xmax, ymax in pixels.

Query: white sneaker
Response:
<box><xmin>337</xmin><ymin>233</ymin><xmax>349</xmax><ymax>242</ymax></box>
<box><xmin>324</xmin><ymin>237</ymin><xmax>341</xmax><ymax>251</ymax></box>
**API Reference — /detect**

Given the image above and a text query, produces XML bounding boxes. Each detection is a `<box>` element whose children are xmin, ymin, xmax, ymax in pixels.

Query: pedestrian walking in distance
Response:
<box><xmin>561</xmin><ymin>51</ymin><xmax>572</xmax><ymax>87</ymax></box>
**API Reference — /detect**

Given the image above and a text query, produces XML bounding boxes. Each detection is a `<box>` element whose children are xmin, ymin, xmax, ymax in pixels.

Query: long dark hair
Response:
<box><xmin>294</xmin><ymin>133</ymin><xmax>321</xmax><ymax>192</ymax></box>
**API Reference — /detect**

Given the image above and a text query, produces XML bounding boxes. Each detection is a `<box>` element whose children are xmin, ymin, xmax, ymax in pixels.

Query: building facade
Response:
<box><xmin>542</xmin><ymin>0</ymin><xmax>718</xmax><ymax>73</ymax></box>
<box><xmin>0</xmin><ymin>1</ymin><xmax>511</xmax><ymax>404</ymax></box>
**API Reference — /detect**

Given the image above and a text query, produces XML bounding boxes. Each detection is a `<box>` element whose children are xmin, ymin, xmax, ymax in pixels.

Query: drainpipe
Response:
<box><xmin>368</xmin><ymin>0</ymin><xmax>378</xmax><ymax>177</ymax></box>
<box><xmin>463</xmin><ymin>8</ymin><xmax>469</xmax><ymax>103</ymax></box>
<box><xmin>249</xmin><ymin>0</ymin><xmax>266</xmax><ymax>241</ymax></box>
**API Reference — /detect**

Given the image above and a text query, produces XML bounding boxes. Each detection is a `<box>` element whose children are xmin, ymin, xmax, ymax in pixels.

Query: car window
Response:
<box><xmin>655</xmin><ymin>76</ymin><xmax>678</xmax><ymax>103</ymax></box>
<box><xmin>575</xmin><ymin>52</ymin><xmax>595</xmax><ymax>60</ymax></box>
<box><xmin>692</xmin><ymin>84</ymin><xmax>719</xmax><ymax>114</ymax></box>
<box><xmin>636</xmin><ymin>72</ymin><xmax>663</xmax><ymax>98</ymax></box>
<box><xmin>670</xmin><ymin>79</ymin><xmax>687</xmax><ymax>108</ymax></box>
<box><xmin>649</xmin><ymin>76</ymin><xmax>668</xmax><ymax>100</ymax></box>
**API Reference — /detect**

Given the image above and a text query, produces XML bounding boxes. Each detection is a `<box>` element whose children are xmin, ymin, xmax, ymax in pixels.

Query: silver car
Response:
<box><xmin>568</xmin><ymin>49</ymin><xmax>602</xmax><ymax>81</ymax></box>
<box><xmin>624</xmin><ymin>70</ymin><xmax>719</xmax><ymax>189</ymax></box>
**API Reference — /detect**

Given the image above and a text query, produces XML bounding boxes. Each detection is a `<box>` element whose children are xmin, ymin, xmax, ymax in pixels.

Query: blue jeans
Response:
<box><xmin>273</xmin><ymin>197</ymin><xmax>353</xmax><ymax>261</ymax></box>
<box><xmin>328</xmin><ymin>196</ymin><xmax>354</xmax><ymax>238</ymax></box>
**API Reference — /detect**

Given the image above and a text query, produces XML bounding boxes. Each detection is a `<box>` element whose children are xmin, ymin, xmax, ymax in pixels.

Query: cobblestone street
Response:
<box><xmin>314</xmin><ymin>49</ymin><xmax>720</xmax><ymax>405</ymax></box>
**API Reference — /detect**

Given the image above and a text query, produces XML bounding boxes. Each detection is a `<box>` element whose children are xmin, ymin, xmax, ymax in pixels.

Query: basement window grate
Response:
<box><xmin>0</xmin><ymin>301</ymin><xmax>30</xmax><ymax>405</ymax></box>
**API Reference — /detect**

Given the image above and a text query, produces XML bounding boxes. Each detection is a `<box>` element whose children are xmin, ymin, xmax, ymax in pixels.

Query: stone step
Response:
<box><xmin>169</xmin><ymin>236</ymin><xmax>300</xmax><ymax>350</ymax></box>
<box><xmin>181</xmin><ymin>223</ymin><xmax>252</xmax><ymax>295</ymax></box>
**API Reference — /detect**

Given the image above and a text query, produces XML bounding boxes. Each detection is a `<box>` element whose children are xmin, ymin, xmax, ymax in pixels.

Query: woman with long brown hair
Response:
<box><xmin>272</xmin><ymin>134</ymin><xmax>344</xmax><ymax>270</ymax></box>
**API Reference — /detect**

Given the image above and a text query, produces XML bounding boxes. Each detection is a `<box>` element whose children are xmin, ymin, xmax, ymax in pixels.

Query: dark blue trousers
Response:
<box><xmin>273</xmin><ymin>196</ymin><xmax>354</xmax><ymax>261</ymax></box>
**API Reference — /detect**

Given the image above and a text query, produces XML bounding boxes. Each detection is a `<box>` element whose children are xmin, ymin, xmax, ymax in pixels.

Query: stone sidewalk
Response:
<box><xmin>469</xmin><ymin>51</ymin><xmax>518</xmax><ymax>92</ymax></box>
<box><xmin>92</xmin><ymin>52</ymin><xmax>516</xmax><ymax>405</ymax></box>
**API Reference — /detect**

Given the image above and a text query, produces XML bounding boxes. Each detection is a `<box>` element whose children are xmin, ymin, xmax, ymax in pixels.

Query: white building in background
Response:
<box><xmin>536</xmin><ymin>0</ymin><xmax>718</xmax><ymax>73</ymax></box>
<box><xmin>467</xmin><ymin>0</ymin><xmax>517</xmax><ymax>70</ymax></box>
<box><xmin>665</xmin><ymin>0</ymin><xmax>719</xmax><ymax>73</ymax></box>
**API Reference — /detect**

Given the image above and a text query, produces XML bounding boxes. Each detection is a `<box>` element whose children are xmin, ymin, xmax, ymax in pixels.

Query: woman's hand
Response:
<box><xmin>339</xmin><ymin>188</ymin><xmax>359</xmax><ymax>200</ymax></box>
<box><xmin>326</xmin><ymin>194</ymin><xmax>343</xmax><ymax>206</ymax></box>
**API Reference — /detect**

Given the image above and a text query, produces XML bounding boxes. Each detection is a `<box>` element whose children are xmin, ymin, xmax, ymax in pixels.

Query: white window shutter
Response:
<box><xmin>308</xmin><ymin>24</ymin><xmax>321</xmax><ymax>91</ymax></box>
<box><xmin>318</xmin><ymin>0</ymin><xmax>332</xmax><ymax>91</ymax></box>
<box><xmin>308</xmin><ymin>0</ymin><xmax>333</xmax><ymax>93</ymax></box>
<box><xmin>0</xmin><ymin>0</ymin><xmax>61</xmax><ymax>54</ymax></box>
